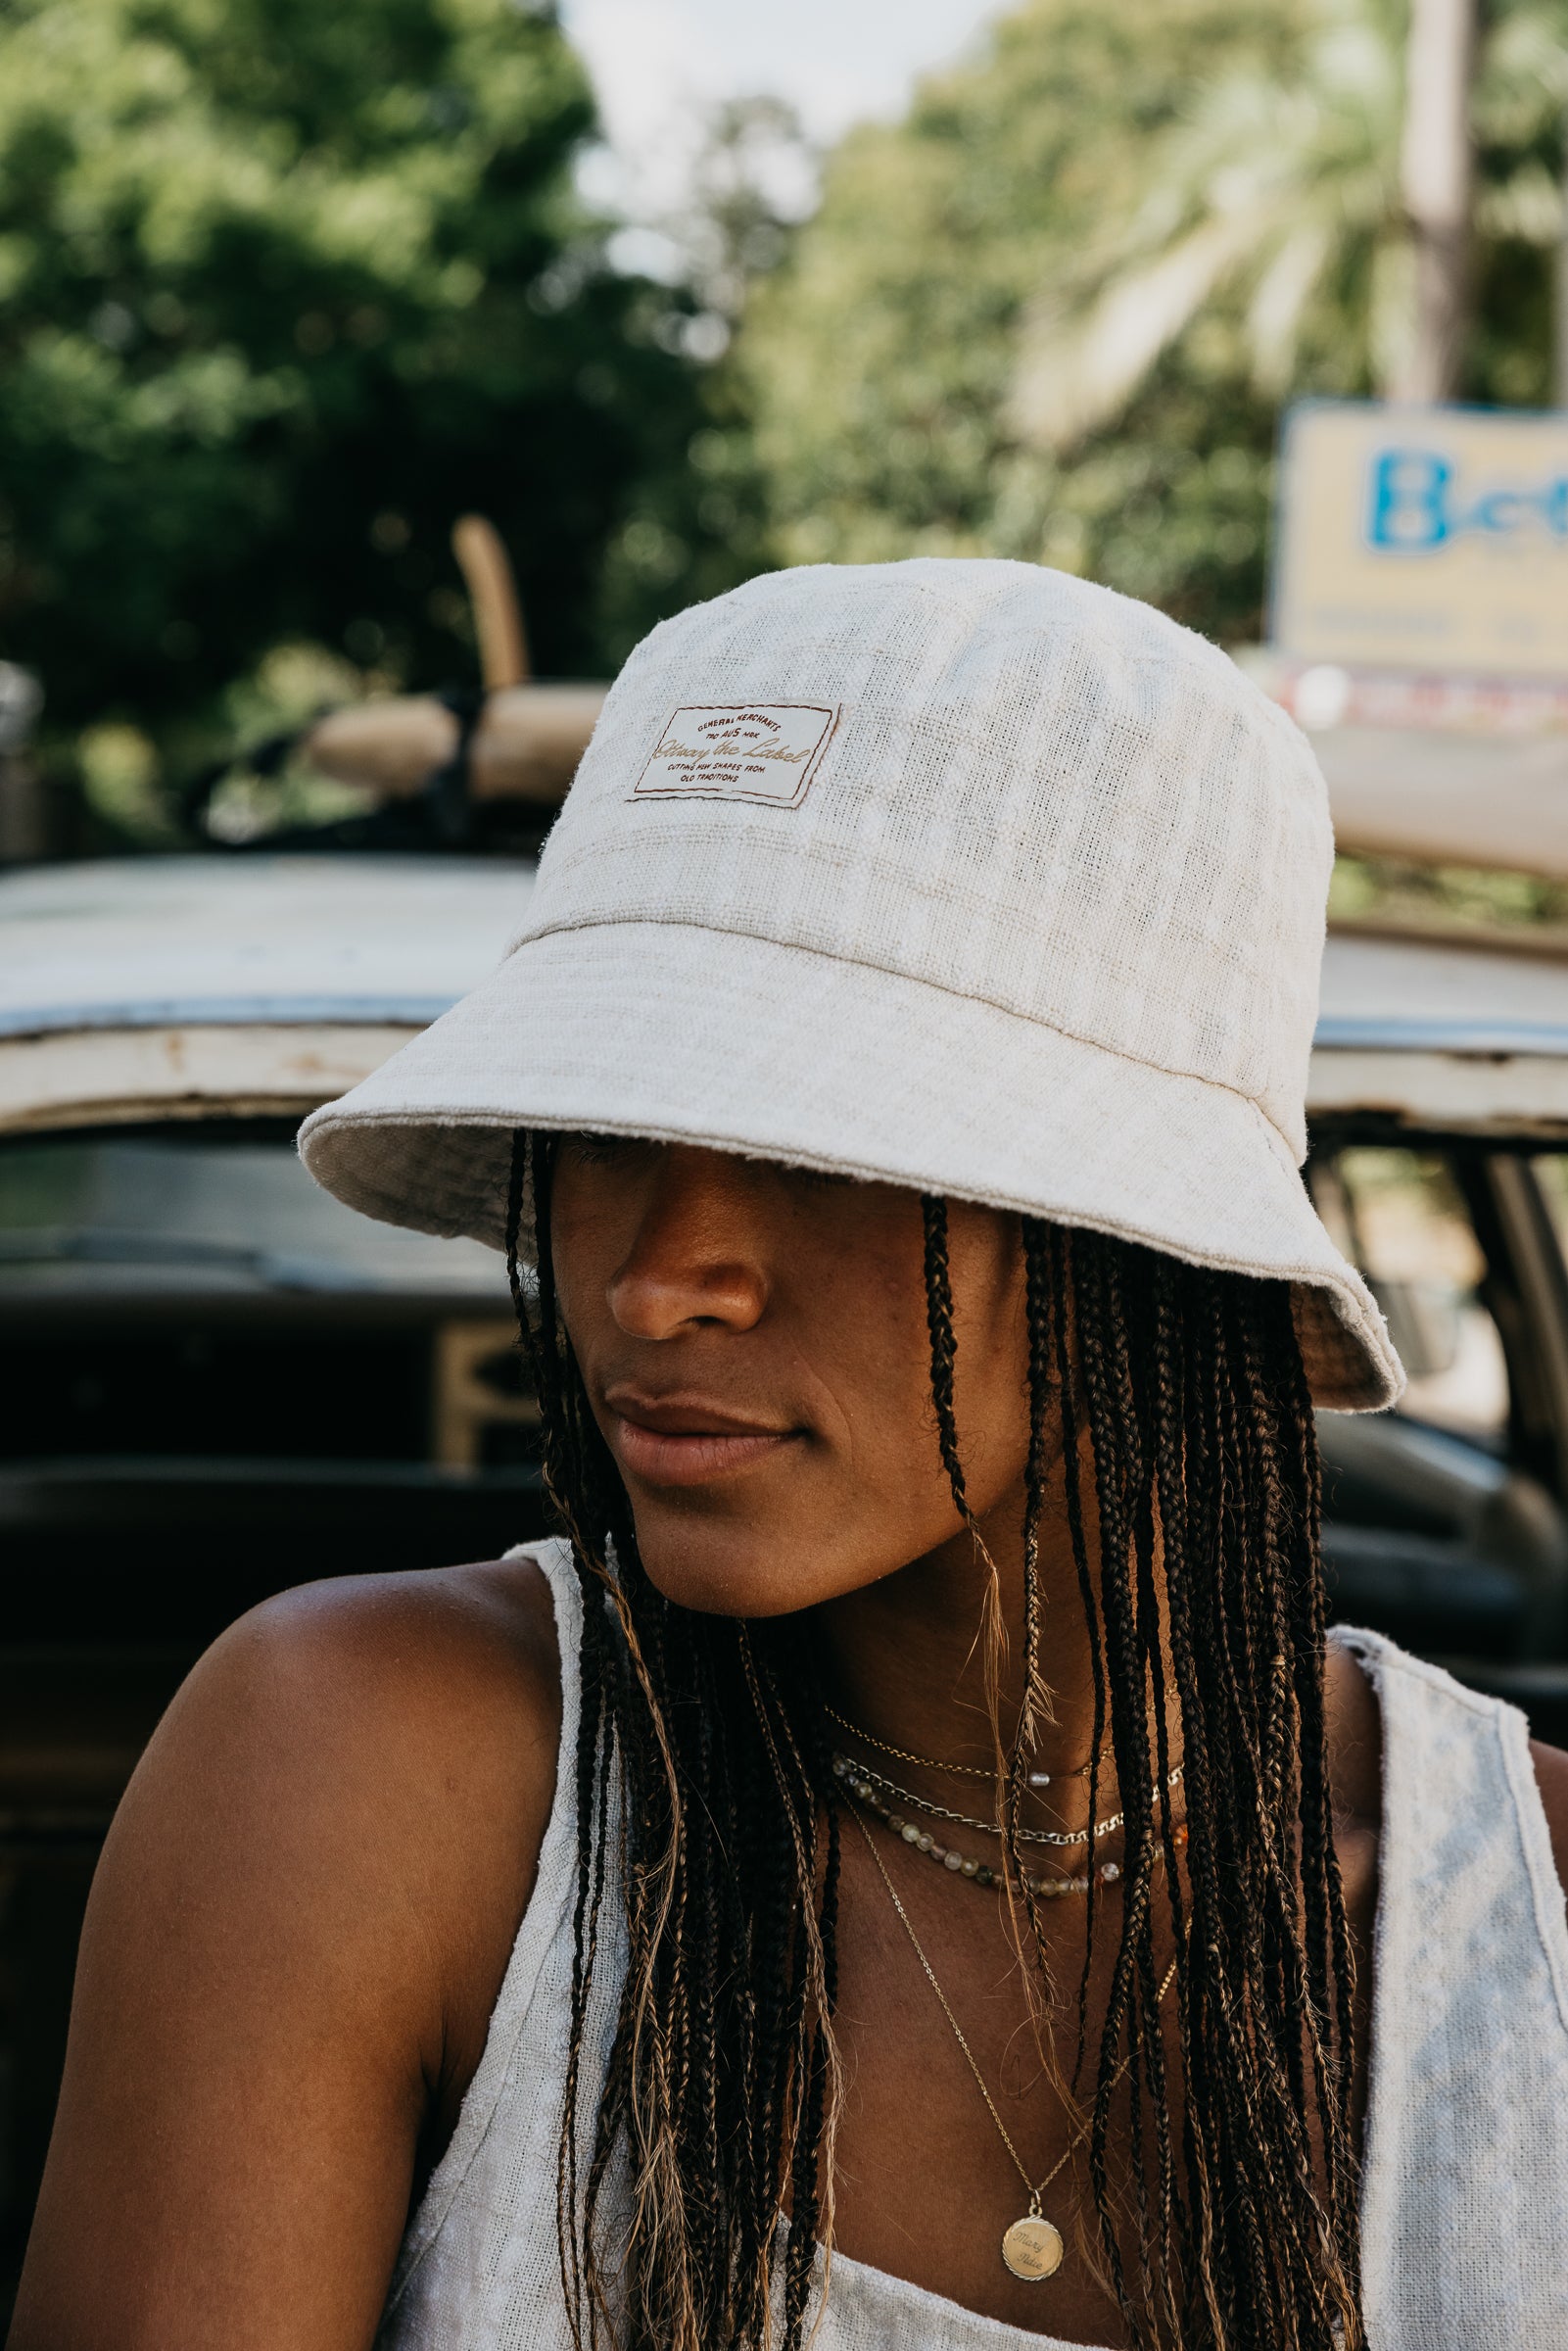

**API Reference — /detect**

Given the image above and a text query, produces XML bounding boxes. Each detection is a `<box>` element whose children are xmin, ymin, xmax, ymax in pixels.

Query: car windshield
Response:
<box><xmin>0</xmin><ymin>1129</ymin><xmax>506</xmax><ymax>1300</ymax></box>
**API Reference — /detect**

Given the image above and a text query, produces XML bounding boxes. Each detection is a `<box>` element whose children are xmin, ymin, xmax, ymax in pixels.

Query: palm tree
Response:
<box><xmin>1006</xmin><ymin>0</ymin><xmax>1517</xmax><ymax>450</ymax></box>
<box><xmin>1396</xmin><ymin>0</ymin><xmax>1476</xmax><ymax>398</ymax></box>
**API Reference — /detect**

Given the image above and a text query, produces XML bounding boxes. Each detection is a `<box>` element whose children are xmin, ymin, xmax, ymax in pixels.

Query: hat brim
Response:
<box><xmin>299</xmin><ymin>921</ymin><xmax>1402</xmax><ymax>1412</ymax></box>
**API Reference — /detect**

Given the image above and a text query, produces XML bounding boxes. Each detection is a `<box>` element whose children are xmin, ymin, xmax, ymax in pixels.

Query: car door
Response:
<box><xmin>1307</xmin><ymin>1129</ymin><xmax>1568</xmax><ymax>1736</ymax></box>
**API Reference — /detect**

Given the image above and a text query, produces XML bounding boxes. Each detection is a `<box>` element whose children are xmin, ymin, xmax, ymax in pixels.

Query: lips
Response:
<box><xmin>603</xmin><ymin>1387</ymin><xmax>802</xmax><ymax>1488</ymax></box>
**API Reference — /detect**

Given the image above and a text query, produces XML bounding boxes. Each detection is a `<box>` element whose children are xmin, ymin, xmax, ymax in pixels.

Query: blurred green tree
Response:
<box><xmin>736</xmin><ymin>0</ymin><xmax>1566</xmax><ymax>647</ymax></box>
<box><xmin>1007</xmin><ymin>0</ymin><xmax>1568</xmax><ymax>443</ymax></box>
<box><xmin>0</xmin><ymin>0</ymin><xmax>736</xmax><ymax>792</ymax></box>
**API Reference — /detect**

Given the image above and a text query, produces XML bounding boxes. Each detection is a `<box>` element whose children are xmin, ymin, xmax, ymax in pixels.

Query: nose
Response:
<box><xmin>606</xmin><ymin>1146</ymin><xmax>769</xmax><ymax>1340</ymax></box>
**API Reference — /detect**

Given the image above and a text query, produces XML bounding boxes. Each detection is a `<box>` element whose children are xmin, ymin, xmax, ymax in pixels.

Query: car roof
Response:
<box><xmin>6</xmin><ymin>856</ymin><xmax>1568</xmax><ymax>1141</ymax></box>
<box><xmin>1313</xmin><ymin>927</ymin><xmax>1568</xmax><ymax>1137</ymax></box>
<box><xmin>1319</xmin><ymin>928</ymin><xmax>1568</xmax><ymax>1055</ymax></box>
<box><xmin>7</xmin><ymin>857</ymin><xmax>1566</xmax><ymax>1040</ymax></box>
<box><xmin>0</xmin><ymin>854</ymin><xmax>533</xmax><ymax>1036</ymax></box>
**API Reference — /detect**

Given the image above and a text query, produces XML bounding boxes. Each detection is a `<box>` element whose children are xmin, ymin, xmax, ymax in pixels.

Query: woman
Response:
<box><xmin>13</xmin><ymin>560</ymin><xmax>1568</xmax><ymax>2351</ymax></box>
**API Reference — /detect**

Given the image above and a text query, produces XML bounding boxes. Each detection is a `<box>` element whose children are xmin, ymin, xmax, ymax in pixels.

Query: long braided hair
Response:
<box><xmin>505</xmin><ymin>1131</ymin><xmax>1363</xmax><ymax>2351</ymax></box>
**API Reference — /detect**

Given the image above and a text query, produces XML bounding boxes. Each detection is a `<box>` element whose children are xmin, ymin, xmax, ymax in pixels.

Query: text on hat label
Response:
<box><xmin>632</xmin><ymin>703</ymin><xmax>838</xmax><ymax>808</ymax></box>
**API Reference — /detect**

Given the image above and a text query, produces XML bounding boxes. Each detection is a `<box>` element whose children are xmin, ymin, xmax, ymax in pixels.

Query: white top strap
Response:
<box><xmin>1336</xmin><ymin>1625</ymin><xmax>1568</xmax><ymax>2348</ymax></box>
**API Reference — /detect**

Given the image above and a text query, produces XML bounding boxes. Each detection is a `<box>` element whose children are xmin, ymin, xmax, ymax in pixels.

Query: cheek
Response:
<box><xmin>784</xmin><ymin>1224</ymin><xmax>941</xmax><ymax>1487</ymax></box>
<box><xmin>546</xmin><ymin>1183</ymin><xmax>621</xmax><ymax>1346</ymax></box>
<box><xmin>830</xmin><ymin>1303</ymin><xmax>939</xmax><ymax>1486</ymax></box>
<box><xmin>942</xmin><ymin>1215</ymin><xmax>1034</xmax><ymax>1510</ymax></box>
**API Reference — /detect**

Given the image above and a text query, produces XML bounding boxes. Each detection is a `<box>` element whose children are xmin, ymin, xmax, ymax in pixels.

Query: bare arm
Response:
<box><xmin>8</xmin><ymin>1559</ymin><xmax>560</xmax><ymax>2351</ymax></box>
<box><xmin>1328</xmin><ymin>1646</ymin><xmax>1568</xmax><ymax>1904</ymax></box>
<box><xmin>1532</xmin><ymin>1737</ymin><xmax>1568</xmax><ymax>1906</ymax></box>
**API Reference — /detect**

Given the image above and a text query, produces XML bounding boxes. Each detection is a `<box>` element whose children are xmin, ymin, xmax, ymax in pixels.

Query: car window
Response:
<box><xmin>0</xmin><ymin>1131</ymin><xmax>505</xmax><ymax>1300</ymax></box>
<box><xmin>1308</xmin><ymin>1146</ymin><xmax>1508</xmax><ymax>1446</ymax></box>
<box><xmin>1529</xmin><ymin>1157</ymin><xmax>1568</xmax><ymax>1288</ymax></box>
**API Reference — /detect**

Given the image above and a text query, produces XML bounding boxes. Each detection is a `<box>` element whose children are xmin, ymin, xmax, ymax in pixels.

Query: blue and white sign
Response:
<box><xmin>1272</xmin><ymin>400</ymin><xmax>1568</xmax><ymax>680</ymax></box>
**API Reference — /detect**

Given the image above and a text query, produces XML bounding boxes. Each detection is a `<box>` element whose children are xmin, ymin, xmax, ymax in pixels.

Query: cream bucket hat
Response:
<box><xmin>301</xmin><ymin>558</ymin><xmax>1402</xmax><ymax>1411</ymax></box>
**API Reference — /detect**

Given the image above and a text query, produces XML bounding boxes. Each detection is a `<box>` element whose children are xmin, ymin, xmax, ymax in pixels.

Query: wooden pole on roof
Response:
<box><xmin>298</xmin><ymin>512</ymin><xmax>607</xmax><ymax>807</ymax></box>
<box><xmin>451</xmin><ymin>515</ymin><xmax>530</xmax><ymax>690</ymax></box>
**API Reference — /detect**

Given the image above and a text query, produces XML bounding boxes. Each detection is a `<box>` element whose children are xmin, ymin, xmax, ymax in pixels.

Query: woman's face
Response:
<box><xmin>548</xmin><ymin>1136</ymin><xmax>1035</xmax><ymax>1615</ymax></box>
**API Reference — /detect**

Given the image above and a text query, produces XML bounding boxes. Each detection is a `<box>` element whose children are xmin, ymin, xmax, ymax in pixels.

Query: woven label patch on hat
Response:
<box><xmin>632</xmin><ymin>703</ymin><xmax>838</xmax><ymax>808</ymax></box>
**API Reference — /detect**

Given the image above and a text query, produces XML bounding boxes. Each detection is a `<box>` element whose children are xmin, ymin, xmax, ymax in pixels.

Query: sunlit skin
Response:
<box><xmin>11</xmin><ymin>1140</ymin><xmax>1568</xmax><ymax>2351</ymax></box>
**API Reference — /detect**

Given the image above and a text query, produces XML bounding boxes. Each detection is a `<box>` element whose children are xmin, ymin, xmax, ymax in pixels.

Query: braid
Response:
<box><xmin>920</xmin><ymin>1192</ymin><xmax>1009</xmax><ymax>1769</ymax></box>
<box><xmin>514</xmin><ymin>1131</ymin><xmax>841</xmax><ymax>2351</ymax></box>
<box><xmin>515</xmin><ymin>1134</ymin><xmax>1361</xmax><ymax>2351</ymax></box>
<box><xmin>1059</xmin><ymin>1226</ymin><xmax>1361</xmax><ymax>2347</ymax></box>
<box><xmin>920</xmin><ymin>1192</ymin><xmax>969</xmax><ymax>1511</ymax></box>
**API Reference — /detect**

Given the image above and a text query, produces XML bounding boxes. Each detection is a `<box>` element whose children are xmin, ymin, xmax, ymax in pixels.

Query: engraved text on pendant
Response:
<box><xmin>1001</xmin><ymin>2215</ymin><xmax>1065</xmax><ymax>2280</ymax></box>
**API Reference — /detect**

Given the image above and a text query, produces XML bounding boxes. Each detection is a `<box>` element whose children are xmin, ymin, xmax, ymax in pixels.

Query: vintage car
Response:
<box><xmin>0</xmin><ymin>853</ymin><xmax>546</xmax><ymax>2306</ymax></box>
<box><xmin>6</xmin><ymin>848</ymin><xmax>1568</xmax><ymax>2305</ymax></box>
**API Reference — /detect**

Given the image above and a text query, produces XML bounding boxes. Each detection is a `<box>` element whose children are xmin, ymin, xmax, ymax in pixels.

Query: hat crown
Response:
<box><xmin>523</xmin><ymin>559</ymin><xmax>1331</xmax><ymax>1160</ymax></box>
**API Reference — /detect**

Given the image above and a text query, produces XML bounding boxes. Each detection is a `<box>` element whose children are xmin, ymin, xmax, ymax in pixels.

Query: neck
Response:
<box><xmin>813</xmin><ymin>1457</ymin><xmax>1112</xmax><ymax>1790</ymax></box>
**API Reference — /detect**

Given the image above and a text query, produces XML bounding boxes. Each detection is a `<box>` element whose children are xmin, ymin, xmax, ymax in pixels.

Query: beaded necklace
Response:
<box><xmin>838</xmin><ymin>1766</ymin><xmax>1121</xmax><ymax>1895</ymax></box>
<box><xmin>832</xmin><ymin>1754</ymin><xmax>1189</xmax><ymax>1898</ymax></box>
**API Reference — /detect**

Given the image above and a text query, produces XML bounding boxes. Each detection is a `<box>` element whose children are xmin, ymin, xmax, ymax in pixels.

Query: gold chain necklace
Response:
<box><xmin>832</xmin><ymin>1750</ymin><xmax>1185</xmax><ymax>1847</ymax></box>
<box><xmin>850</xmin><ymin>1804</ymin><xmax>1178</xmax><ymax>2282</ymax></box>
<box><xmin>825</xmin><ymin>1702</ymin><xmax>1091</xmax><ymax>1787</ymax></box>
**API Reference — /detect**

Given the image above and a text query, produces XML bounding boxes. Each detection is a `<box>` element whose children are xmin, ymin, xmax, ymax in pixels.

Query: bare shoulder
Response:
<box><xmin>134</xmin><ymin>1548</ymin><xmax>563</xmax><ymax>1864</ymax></box>
<box><xmin>1324</xmin><ymin>1637</ymin><xmax>1382</xmax><ymax>1836</ymax></box>
<box><xmin>176</xmin><ymin>1547</ymin><xmax>566</xmax><ymax>1818</ymax></box>
<box><xmin>119</xmin><ymin>1548</ymin><xmax>567</xmax><ymax>2066</ymax></box>
<box><xmin>9</xmin><ymin>1552</ymin><xmax>567</xmax><ymax>2351</ymax></box>
<box><xmin>1529</xmin><ymin>1738</ymin><xmax>1568</xmax><ymax>1900</ymax></box>
<box><xmin>1328</xmin><ymin>1633</ymin><xmax>1568</xmax><ymax>1900</ymax></box>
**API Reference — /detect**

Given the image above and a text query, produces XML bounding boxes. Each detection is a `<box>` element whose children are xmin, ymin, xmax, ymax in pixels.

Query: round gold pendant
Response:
<box><xmin>1001</xmin><ymin>2214</ymin><xmax>1065</xmax><ymax>2280</ymax></box>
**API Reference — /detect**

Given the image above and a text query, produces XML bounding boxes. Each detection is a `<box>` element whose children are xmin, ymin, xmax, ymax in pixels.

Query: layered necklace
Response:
<box><xmin>835</xmin><ymin>1703</ymin><xmax>1185</xmax><ymax>2280</ymax></box>
<box><xmin>828</xmin><ymin>1707</ymin><xmax>1186</xmax><ymax>1900</ymax></box>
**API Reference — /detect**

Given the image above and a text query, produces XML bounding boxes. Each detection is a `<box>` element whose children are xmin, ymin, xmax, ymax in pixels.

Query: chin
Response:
<box><xmin>626</xmin><ymin>1502</ymin><xmax>843</xmax><ymax>1620</ymax></box>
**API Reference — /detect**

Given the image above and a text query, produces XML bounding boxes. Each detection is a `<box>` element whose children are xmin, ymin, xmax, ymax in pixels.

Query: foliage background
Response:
<box><xmin>4</xmin><ymin>0</ymin><xmax>1568</xmax><ymax>849</ymax></box>
<box><xmin>0</xmin><ymin>0</ymin><xmax>763</xmax><ymax>833</ymax></box>
<box><xmin>736</xmin><ymin>0</ymin><xmax>1566</xmax><ymax>652</ymax></box>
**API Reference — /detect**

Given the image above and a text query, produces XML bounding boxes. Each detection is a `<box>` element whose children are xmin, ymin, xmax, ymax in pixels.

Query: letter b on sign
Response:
<box><xmin>1367</xmin><ymin>451</ymin><xmax>1451</xmax><ymax>551</ymax></box>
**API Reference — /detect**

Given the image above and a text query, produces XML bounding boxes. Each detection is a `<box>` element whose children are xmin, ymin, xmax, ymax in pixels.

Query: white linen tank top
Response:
<box><xmin>377</xmin><ymin>1539</ymin><xmax>1568</xmax><ymax>2350</ymax></box>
